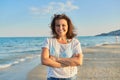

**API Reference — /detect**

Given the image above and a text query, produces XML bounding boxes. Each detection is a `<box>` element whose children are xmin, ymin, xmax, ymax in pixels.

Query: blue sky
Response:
<box><xmin>0</xmin><ymin>0</ymin><xmax>120</xmax><ymax>37</ymax></box>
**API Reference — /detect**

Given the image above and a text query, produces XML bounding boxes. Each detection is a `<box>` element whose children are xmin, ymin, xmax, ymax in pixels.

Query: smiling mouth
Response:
<box><xmin>59</xmin><ymin>31</ymin><xmax>63</xmax><ymax>33</ymax></box>
<box><xmin>58</xmin><ymin>30</ymin><xmax>66</xmax><ymax>33</ymax></box>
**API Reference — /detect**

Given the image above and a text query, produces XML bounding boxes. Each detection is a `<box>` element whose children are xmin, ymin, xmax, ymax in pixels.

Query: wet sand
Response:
<box><xmin>27</xmin><ymin>43</ymin><xmax>120</xmax><ymax>80</ymax></box>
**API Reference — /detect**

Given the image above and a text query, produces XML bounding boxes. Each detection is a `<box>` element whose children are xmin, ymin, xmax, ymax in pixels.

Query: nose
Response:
<box><xmin>59</xmin><ymin>25</ymin><xmax>63</xmax><ymax>30</ymax></box>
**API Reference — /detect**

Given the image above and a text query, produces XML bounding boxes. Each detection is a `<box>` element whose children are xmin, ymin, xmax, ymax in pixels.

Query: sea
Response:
<box><xmin>0</xmin><ymin>36</ymin><xmax>118</xmax><ymax>80</ymax></box>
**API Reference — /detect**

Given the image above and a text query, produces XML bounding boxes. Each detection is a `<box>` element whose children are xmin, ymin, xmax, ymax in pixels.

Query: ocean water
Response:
<box><xmin>0</xmin><ymin>36</ymin><xmax>118</xmax><ymax>80</ymax></box>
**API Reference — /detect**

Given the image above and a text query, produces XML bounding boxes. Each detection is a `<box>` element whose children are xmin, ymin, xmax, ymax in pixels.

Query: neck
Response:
<box><xmin>59</xmin><ymin>37</ymin><xmax>67</xmax><ymax>41</ymax></box>
<box><xmin>57</xmin><ymin>37</ymin><xmax>71</xmax><ymax>44</ymax></box>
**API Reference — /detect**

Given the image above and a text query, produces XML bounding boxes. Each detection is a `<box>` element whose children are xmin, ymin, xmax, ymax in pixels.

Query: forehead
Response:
<box><xmin>55</xmin><ymin>19</ymin><xmax>67</xmax><ymax>24</ymax></box>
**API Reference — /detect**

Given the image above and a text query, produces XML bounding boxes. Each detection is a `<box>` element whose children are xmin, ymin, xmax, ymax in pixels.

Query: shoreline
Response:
<box><xmin>27</xmin><ymin>65</ymin><xmax>47</xmax><ymax>80</ymax></box>
<box><xmin>27</xmin><ymin>43</ymin><xmax>120</xmax><ymax>80</ymax></box>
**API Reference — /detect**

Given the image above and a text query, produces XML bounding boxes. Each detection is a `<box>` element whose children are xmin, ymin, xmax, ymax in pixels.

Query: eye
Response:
<box><xmin>62</xmin><ymin>24</ymin><xmax>66</xmax><ymax>27</ymax></box>
<box><xmin>55</xmin><ymin>24</ymin><xmax>60</xmax><ymax>27</ymax></box>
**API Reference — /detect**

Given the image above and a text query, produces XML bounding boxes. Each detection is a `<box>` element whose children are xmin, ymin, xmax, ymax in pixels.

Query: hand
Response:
<box><xmin>57</xmin><ymin>59</ymin><xmax>71</xmax><ymax>66</ymax></box>
<box><xmin>49</xmin><ymin>55</ymin><xmax>57</xmax><ymax>61</ymax></box>
<box><xmin>72</xmin><ymin>54</ymin><xmax>78</xmax><ymax>57</ymax></box>
<box><xmin>72</xmin><ymin>53</ymin><xmax>83</xmax><ymax>58</ymax></box>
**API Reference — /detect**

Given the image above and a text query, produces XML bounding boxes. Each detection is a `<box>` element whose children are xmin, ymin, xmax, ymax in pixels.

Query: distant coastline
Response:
<box><xmin>96</xmin><ymin>29</ymin><xmax>120</xmax><ymax>36</ymax></box>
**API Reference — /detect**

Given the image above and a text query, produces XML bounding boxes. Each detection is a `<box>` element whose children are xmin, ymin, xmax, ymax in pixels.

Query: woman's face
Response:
<box><xmin>55</xmin><ymin>19</ymin><xmax>68</xmax><ymax>37</ymax></box>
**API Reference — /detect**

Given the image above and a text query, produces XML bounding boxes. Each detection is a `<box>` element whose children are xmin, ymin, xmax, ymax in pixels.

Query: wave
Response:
<box><xmin>95</xmin><ymin>41</ymin><xmax>113</xmax><ymax>46</ymax></box>
<box><xmin>0</xmin><ymin>64</ymin><xmax>12</xmax><ymax>69</ymax></box>
<box><xmin>0</xmin><ymin>48</ymin><xmax>41</xmax><ymax>54</ymax></box>
<box><xmin>0</xmin><ymin>54</ymin><xmax>41</xmax><ymax>69</ymax></box>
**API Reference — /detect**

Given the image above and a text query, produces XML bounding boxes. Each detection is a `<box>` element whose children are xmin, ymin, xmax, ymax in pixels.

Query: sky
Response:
<box><xmin>0</xmin><ymin>0</ymin><xmax>120</xmax><ymax>37</ymax></box>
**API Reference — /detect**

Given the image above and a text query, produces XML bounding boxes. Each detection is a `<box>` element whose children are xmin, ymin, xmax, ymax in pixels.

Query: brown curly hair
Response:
<box><xmin>50</xmin><ymin>14</ymin><xmax>76</xmax><ymax>39</ymax></box>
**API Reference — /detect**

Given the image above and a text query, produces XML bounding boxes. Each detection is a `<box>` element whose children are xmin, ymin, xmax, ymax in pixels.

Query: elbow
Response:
<box><xmin>79</xmin><ymin>58</ymin><xmax>83</xmax><ymax>66</ymax></box>
<box><xmin>41</xmin><ymin>59</ymin><xmax>47</xmax><ymax>65</ymax></box>
<box><xmin>41</xmin><ymin>60</ymin><xmax>45</xmax><ymax>65</ymax></box>
<box><xmin>79</xmin><ymin>61</ymin><xmax>83</xmax><ymax>66</ymax></box>
<box><xmin>78</xmin><ymin>55</ymin><xmax>83</xmax><ymax>66</ymax></box>
<box><xmin>77</xmin><ymin>60</ymin><xmax>83</xmax><ymax>66</ymax></box>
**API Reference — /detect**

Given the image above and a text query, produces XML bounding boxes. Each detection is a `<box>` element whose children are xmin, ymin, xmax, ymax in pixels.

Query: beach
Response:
<box><xmin>27</xmin><ymin>43</ymin><xmax>120</xmax><ymax>80</ymax></box>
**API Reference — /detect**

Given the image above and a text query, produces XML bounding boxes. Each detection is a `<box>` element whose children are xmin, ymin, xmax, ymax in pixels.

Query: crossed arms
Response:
<box><xmin>41</xmin><ymin>48</ymin><xmax>83</xmax><ymax>68</ymax></box>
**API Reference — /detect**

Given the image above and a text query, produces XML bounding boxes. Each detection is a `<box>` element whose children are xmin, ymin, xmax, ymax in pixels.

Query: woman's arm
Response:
<box><xmin>41</xmin><ymin>48</ymin><xmax>68</xmax><ymax>68</ymax></box>
<box><xmin>41</xmin><ymin>47</ymin><xmax>83</xmax><ymax>67</ymax></box>
<box><xmin>56</xmin><ymin>53</ymin><xmax>83</xmax><ymax>66</ymax></box>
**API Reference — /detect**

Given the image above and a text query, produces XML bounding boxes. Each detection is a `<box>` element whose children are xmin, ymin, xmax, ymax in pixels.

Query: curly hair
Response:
<box><xmin>50</xmin><ymin>14</ymin><xmax>76</xmax><ymax>39</ymax></box>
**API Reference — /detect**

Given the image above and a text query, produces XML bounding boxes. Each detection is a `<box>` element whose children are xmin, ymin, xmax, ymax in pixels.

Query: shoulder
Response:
<box><xmin>44</xmin><ymin>37</ymin><xmax>56</xmax><ymax>44</ymax></box>
<box><xmin>46</xmin><ymin>37</ymin><xmax>55</xmax><ymax>41</ymax></box>
<box><xmin>72</xmin><ymin>38</ymin><xmax>80</xmax><ymax>44</ymax></box>
<box><xmin>71</xmin><ymin>38</ymin><xmax>81</xmax><ymax>48</ymax></box>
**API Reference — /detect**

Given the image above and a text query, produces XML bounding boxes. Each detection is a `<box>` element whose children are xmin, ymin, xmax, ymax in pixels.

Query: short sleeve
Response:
<box><xmin>41</xmin><ymin>38</ymin><xmax>49</xmax><ymax>49</ymax></box>
<box><xmin>72</xmin><ymin>39</ymin><xmax>82</xmax><ymax>54</ymax></box>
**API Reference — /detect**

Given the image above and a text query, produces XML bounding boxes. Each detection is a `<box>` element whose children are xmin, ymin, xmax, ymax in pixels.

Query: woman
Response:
<box><xmin>41</xmin><ymin>14</ymin><xmax>83</xmax><ymax>80</ymax></box>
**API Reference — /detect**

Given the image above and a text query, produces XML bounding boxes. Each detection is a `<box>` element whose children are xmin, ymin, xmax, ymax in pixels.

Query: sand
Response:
<box><xmin>27</xmin><ymin>43</ymin><xmax>120</xmax><ymax>80</ymax></box>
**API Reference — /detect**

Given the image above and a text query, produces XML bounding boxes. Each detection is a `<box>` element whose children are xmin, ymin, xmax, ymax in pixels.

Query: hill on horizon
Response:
<box><xmin>96</xmin><ymin>29</ymin><xmax>120</xmax><ymax>36</ymax></box>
